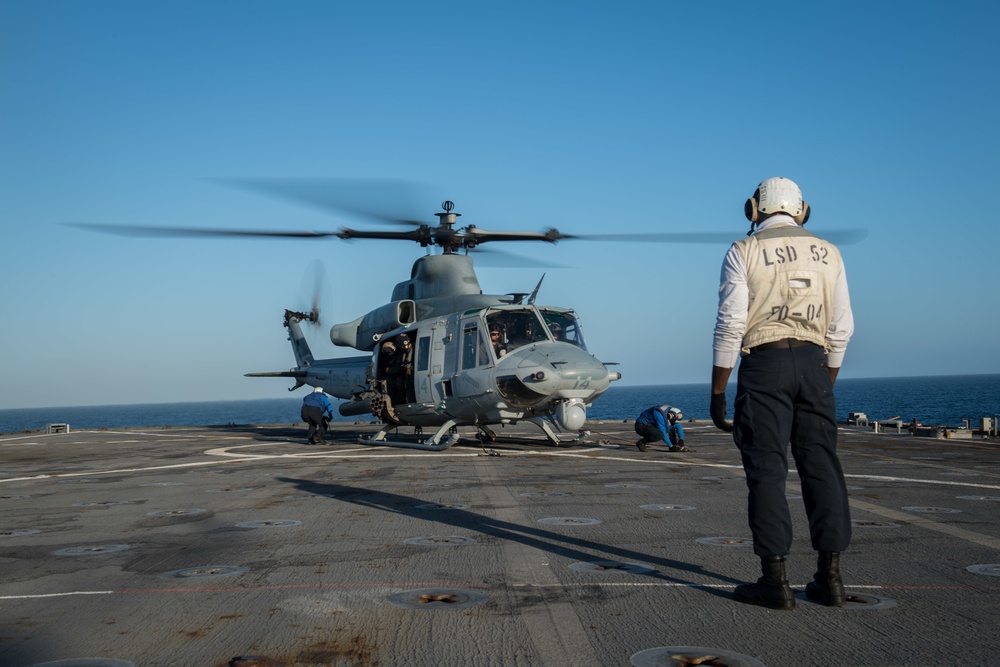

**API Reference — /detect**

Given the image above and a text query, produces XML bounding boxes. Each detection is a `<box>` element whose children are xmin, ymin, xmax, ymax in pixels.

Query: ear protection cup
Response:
<box><xmin>793</xmin><ymin>202</ymin><xmax>811</xmax><ymax>225</ymax></box>
<box><xmin>744</xmin><ymin>189</ymin><xmax>760</xmax><ymax>222</ymax></box>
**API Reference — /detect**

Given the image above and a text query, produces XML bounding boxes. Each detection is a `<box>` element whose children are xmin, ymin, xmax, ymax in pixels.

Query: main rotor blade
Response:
<box><xmin>562</xmin><ymin>228</ymin><xmax>869</xmax><ymax>246</ymax></box>
<box><xmin>67</xmin><ymin>222</ymin><xmax>436</xmax><ymax>244</ymax></box>
<box><xmin>464</xmin><ymin>227</ymin><xmax>565</xmax><ymax>245</ymax></box>
<box><xmin>65</xmin><ymin>222</ymin><xmax>343</xmax><ymax>239</ymax></box>
<box><xmin>337</xmin><ymin>227</ymin><xmax>429</xmax><ymax>243</ymax></box>
<box><xmin>213</xmin><ymin>178</ymin><xmax>431</xmax><ymax>226</ymax></box>
<box><xmin>807</xmin><ymin>229</ymin><xmax>869</xmax><ymax>245</ymax></box>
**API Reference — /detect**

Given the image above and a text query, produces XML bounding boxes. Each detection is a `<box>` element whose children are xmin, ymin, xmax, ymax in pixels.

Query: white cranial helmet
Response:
<box><xmin>756</xmin><ymin>176</ymin><xmax>804</xmax><ymax>216</ymax></box>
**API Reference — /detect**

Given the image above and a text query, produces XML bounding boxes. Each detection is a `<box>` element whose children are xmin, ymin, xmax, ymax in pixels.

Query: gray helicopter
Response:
<box><xmin>245</xmin><ymin>200</ymin><xmax>619</xmax><ymax>449</ymax></box>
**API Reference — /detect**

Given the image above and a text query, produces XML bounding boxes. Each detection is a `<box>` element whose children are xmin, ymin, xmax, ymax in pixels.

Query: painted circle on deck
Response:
<box><xmin>697</xmin><ymin>536</ymin><xmax>754</xmax><ymax>547</ymax></box>
<box><xmin>796</xmin><ymin>591</ymin><xmax>898</xmax><ymax>610</ymax></box>
<box><xmin>160</xmin><ymin>565</ymin><xmax>249</xmax><ymax>579</ymax></box>
<box><xmin>386</xmin><ymin>587</ymin><xmax>488</xmax><ymax>610</ymax></box>
<box><xmin>967</xmin><ymin>564</ymin><xmax>1000</xmax><ymax>577</ymax></box>
<box><xmin>538</xmin><ymin>517</ymin><xmax>602</xmax><ymax>526</ymax></box>
<box><xmin>415</xmin><ymin>503</ymin><xmax>471</xmax><ymax>510</ymax></box>
<box><xmin>902</xmin><ymin>506</ymin><xmax>961</xmax><ymax>514</ymax></box>
<box><xmin>569</xmin><ymin>561</ymin><xmax>655</xmax><ymax>575</ymax></box>
<box><xmin>147</xmin><ymin>509</ymin><xmax>208</xmax><ymax>517</ymax></box>
<box><xmin>404</xmin><ymin>536</ymin><xmax>477</xmax><ymax>547</ymax></box>
<box><xmin>851</xmin><ymin>520</ymin><xmax>901</xmax><ymax>528</ymax></box>
<box><xmin>73</xmin><ymin>500</ymin><xmax>131</xmax><ymax>507</ymax></box>
<box><xmin>235</xmin><ymin>519</ymin><xmax>302</xmax><ymax>528</ymax></box>
<box><xmin>52</xmin><ymin>544</ymin><xmax>131</xmax><ymax>556</ymax></box>
<box><xmin>1</xmin><ymin>528</ymin><xmax>40</xmax><ymax>538</ymax></box>
<box><xmin>631</xmin><ymin>646</ymin><xmax>766</xmax><ymax>667</ymax></box>
<box><xmin>640</xmin><ymin>504</ymin><xmax>696</xmax><ymax>511</ymax></box>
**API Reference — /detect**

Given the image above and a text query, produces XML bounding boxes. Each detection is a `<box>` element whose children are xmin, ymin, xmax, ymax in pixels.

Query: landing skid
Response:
<box><xmin>360</xmin><ymin>419</ymin><xmax>460</xmax><ymax>451</ymax></box>
<box><xmin>527</xmin><ymin>417</ymin><xmax>592</xmax><ymax>447</ymax></box>
<box><xmin>358</xmin><ymin>416</ymin><xmax>591</xmax><ymax>450</ymax></box>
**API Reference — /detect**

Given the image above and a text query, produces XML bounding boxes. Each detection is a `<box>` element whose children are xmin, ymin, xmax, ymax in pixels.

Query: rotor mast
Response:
<box><xmin>434</xmin><ymin>200</ymin><xmax>461</xmax><ymax>253</ymax></box>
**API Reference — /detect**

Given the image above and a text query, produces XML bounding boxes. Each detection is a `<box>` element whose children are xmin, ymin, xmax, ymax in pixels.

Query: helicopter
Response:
<box><xmin>243</xmin><ymin>199</ymin><xmax>620</xmax><ymax>449</ymax></box>
<box><xmin>74</xmin><ymin>180</ymin><xmax>867</xmax><ymax>449</ymax></box>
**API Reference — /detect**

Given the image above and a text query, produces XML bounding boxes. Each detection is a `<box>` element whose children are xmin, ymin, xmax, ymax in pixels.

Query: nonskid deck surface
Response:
<box><xmin>1</xmin><ymin>422</ymin><xmax>998</xmax><ymax>666</ymax></box>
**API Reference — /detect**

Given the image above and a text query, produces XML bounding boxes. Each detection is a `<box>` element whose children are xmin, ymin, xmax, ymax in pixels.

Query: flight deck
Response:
<box><xmin>1</xmin><ymin>421</ymin><xmax>998</xmax><ymax>666</ymax></box>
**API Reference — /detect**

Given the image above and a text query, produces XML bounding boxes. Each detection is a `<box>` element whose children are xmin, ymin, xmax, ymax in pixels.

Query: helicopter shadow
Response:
<box><xmin>210</xmin><ymin>423</ymin><xmax>375</xmax><ymax>443</ymax></box>
<box><xmin>276</xmin><ymin>476</ymin><xmax>741</xmax><ymax>601</ymax></box>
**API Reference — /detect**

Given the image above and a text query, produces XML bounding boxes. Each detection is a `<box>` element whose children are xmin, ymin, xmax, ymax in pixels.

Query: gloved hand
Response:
<box><xmin>710</xmin><ymin>392</ymin><xmax>734</xmax><ymax>432</ymax></box>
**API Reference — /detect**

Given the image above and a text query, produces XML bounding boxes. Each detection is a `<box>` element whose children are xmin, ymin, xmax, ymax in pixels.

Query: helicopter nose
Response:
<box><xmin>494</xmin><ymin>343</ymin><xmax>615</xmax><ymax>407</ymax></box>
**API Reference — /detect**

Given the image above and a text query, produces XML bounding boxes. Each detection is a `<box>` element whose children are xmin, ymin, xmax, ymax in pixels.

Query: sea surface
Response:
<box><xmin>1</xmin><ymin>374</ymin><xmax>997</xmax><ymax>434</ymax></box>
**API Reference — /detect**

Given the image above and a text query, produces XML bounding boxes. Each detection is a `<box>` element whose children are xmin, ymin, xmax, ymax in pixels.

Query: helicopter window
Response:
<box><xmin>541</xmin><ymin>309</ymin><xmax>588</xmax><ymax>350</ymax></box>
<box><xmin>486</xmin><ymin>309</ymin><xmax>547</xmax><ymax>355</ymax></box>
<box><xmin>462</xmin><ymin>324</ymin><xmax>480</xmax><ymax>370</ymax></box>
<box><xmin>417</xmin><ymin>336</ymin><xmax>430</xmax><ymax>372</ymax></box>
<box><xmin>478</xmin><ymin>330</ymin><xmax>489</xmax><ymax>366</ymax></box>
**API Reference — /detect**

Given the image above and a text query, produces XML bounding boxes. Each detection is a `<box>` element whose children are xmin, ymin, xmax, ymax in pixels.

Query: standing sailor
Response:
<box><xmin>710</xmin><ymin>177</ymin><xmax>855</xmax><ymax>610</ymax></box>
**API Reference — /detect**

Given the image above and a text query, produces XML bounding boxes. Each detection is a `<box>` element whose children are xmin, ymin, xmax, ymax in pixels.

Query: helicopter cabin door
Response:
<box><xmin>450</xmin><ymin>316</ymin><xmax>493</xmax><ymax>407</ymax></box>
<box><xmin>413</xmin><ymin>323</ymin><xmax>446</xmax><ymax>405</ymax></box>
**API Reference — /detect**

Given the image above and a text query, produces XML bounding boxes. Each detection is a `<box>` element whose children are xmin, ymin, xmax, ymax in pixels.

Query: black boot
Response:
<box><xmin>635</xmin><ymin>438</ymin><xmax>648</xmax><ymax>452</ymax></box>
<box><xmin>806</xmin><ymin>551</ymin><xmax>845</xmax><ymax>607</ymax></box>
<box><xmin>734</xmin><ymin>555</ymin><xmax>795</xmax><ymax>610</ymax></box>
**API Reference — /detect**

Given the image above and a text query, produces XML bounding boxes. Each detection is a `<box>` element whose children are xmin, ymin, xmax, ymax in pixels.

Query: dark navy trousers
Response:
<box><xmin>301</xmin><ymin>405</ymin><xmax>328</xmax><ymax>443</ymax></box>
<box><xmin>635</xmin><ymin>422</ymin><xmax>667</xmax><ymax>444</ymax></box>
<box><xmin>733</xmin><ymin>343</ymin><xmax>852</xmax><ymax>556</ymax></box>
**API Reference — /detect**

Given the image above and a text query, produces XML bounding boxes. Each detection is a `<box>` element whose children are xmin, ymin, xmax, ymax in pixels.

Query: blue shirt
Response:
<box><xmin>637</xmin><ymin>405</ymin><xmax>683</xmax><ymax>439</ymax></box>
<box><xmin>302</xmin><ymin>391</ymin><xmax>335</xmax><ymax>417</ymax></box>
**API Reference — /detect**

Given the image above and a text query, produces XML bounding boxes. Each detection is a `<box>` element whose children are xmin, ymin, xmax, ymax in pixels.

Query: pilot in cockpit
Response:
<box><xmin>547</xmin><ymin>321</ymin><xmax>565</xmax><ymax>341</ymax></box>
<box><xmin>490</xmin><ymin>326</ymin><xmax>507</xmax><ymax>357</ymax></box>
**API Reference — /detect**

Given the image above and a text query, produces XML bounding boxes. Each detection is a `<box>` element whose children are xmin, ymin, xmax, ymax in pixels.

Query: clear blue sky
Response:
<box><xmin>2</xmin><ymin>1</ymin><xmax>997</xmax><ymax>409</ymax></box>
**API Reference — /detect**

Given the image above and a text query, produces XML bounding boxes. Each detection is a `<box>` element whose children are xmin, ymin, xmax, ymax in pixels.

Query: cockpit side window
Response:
<box><xmin>541</xmin><ymin>309</ymin><xmax>588</xmax><ymax>350</ymax></box>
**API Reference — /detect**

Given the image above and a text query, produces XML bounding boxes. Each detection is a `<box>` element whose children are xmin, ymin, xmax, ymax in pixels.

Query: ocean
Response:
<box><xmin>1</xmin><ymin>374</ymin><xmax>997</xmax><ymax>435</ymax></box>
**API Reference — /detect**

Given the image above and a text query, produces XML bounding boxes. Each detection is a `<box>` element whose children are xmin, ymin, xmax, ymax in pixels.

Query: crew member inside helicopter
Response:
<box><xmin>490</xmin><ymin>327</ymin><xmax>508</xmax><ymax>357</ymax></box>
<box><xmin>487</xmin><ymin>310</ymin><xmax>547</xmax><ymax>353</ymax></box>
<box><xmin>379</xmin><ymin>340</ymin><xmax>402</xmax><ymax>405</ymax></box>
<box><xmin>547</xmin><ymin>321</ymin><xmax>565</xmax><ymax>341</ymax></box>
<box><xmin>397</xmin><ymin>333</ymin><xmax>415</xmax><ymax>404</ymax></box>
<box><xmin>540</xmin><ymin>309</ymin><xmax>587</xmax><ymax>348</ymax></box>
<box><xmin>380</xmin><ymin>335</ymin><xmax>415</xmax><ymax>406</ymax></box>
